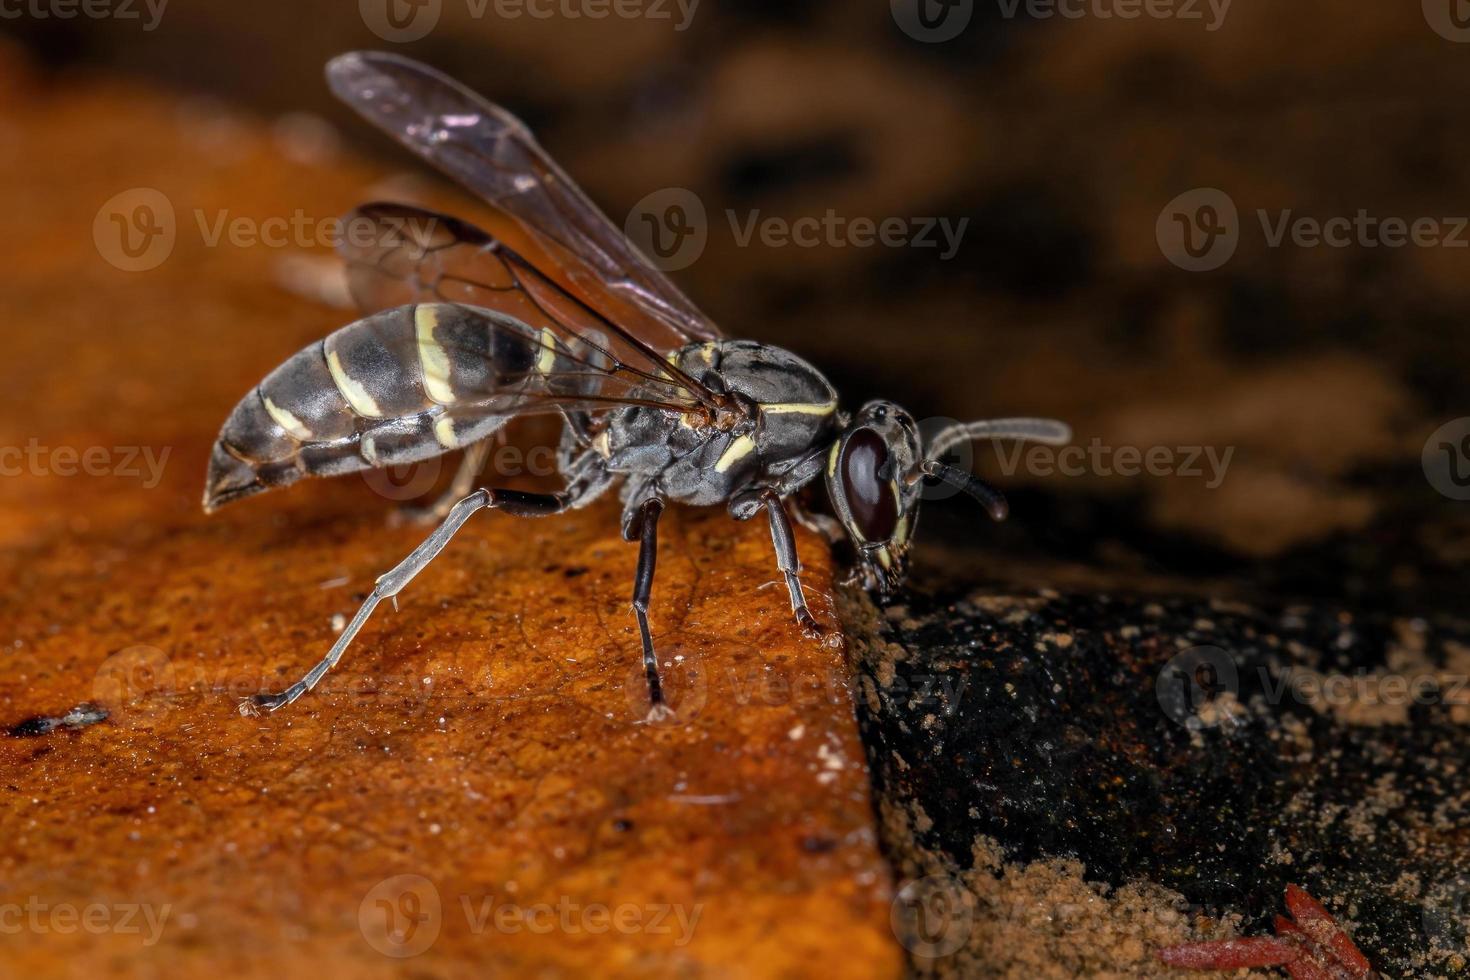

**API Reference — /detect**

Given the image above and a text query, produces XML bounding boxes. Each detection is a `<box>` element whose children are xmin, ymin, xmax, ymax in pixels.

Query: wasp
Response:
<box><xmin>204</xmin><ymin>52</ymin><xmax>1072</xmax><ymax>718</ymax></box>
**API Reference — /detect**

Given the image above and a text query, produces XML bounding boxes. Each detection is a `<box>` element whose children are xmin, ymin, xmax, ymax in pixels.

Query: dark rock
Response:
<box><xmin>847</xmin><ymin>584</ymin><xmax>1470</xmax><ymax>977</ymax></box>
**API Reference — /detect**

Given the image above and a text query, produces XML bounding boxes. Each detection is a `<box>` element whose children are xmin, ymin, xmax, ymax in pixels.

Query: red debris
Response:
<box><xmin>1156</xmin><ymin>885</ymin><xmax>1375</xmax><ymax>979</ymax></box>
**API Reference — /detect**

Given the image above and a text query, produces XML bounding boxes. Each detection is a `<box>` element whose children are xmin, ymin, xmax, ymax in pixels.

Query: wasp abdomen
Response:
<box><xmin>204</xmin><ymin>304</ymin><xmax>549</xmax><ymax>511</ymax></box>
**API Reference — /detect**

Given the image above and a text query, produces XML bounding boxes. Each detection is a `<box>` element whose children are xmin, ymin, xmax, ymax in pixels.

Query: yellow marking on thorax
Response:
<box><xmin>415</xmin><ymin>306</ymin><xmax>455</xmax><ymax>404</ymax></box>
<box><xmin>327</xmin><ymin>349</ymin><xmax>385</xmax><ymax>417</ymax></box>
<box><xmin>715</xmin><ymin>434</ymin><xmax>757</xmax><ymax>473</ymax></box>
<box><xmin>761</xmin><ymin>399</ymin><xmax>837</xmax><ymax>416</ymax></box>
<box><xmin>669</xmin><ymin>341</ymin><xmax>718</xmax><ymax>366</ymax></box>
<box><xmin>536</xmin><ymin>328</ymin><xmax>559</xmax><ymax>375</ymax></box>
<box><xmin>263</xmin><ymin>396</ymin><xmax>312</xmax><ymax>440</ymax></box>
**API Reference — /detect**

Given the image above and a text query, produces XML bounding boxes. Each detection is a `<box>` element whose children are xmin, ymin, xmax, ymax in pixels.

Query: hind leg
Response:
<box><xmin>245</xmin><ymin>485</ymin><xmax>568</xmax><ymax>715</ymax></box>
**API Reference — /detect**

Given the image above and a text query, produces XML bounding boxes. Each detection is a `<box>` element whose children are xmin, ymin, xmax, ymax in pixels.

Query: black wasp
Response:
<box><xmin>204</xmin><ymin>52</ymin><xmax>1071</xmax><ymax>719</ymax></box>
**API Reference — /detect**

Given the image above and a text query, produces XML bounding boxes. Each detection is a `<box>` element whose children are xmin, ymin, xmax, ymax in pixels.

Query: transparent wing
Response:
<box><xmin>338</xmin><ymin>201</ymin><xmax>711</xmax><ymax>410</ymax></box>
<box><xmin>326</xmin><ymin>51</ymin><xmax>723</xmax><ymax>357</ymax></box>
<box><xmin>377</xmin><ymin>301</ymin><xmax>708</xmax><ymax>424</ymax></box>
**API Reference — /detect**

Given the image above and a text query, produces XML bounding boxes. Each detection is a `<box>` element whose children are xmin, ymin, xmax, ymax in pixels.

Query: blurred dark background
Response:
<box><xmin>3</xmin><ymin>0</ymin><xmax>1467</xmax><ymax>611</ymax></box>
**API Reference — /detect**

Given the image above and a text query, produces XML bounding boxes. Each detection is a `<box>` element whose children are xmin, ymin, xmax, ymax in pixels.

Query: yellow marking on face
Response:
<box><xmin>327</xmin><ymin>348</ymin><xmax>384</xmax><ymax>418</ymax></box>
<box><xmin>875</xmin><ymin>547</ymin><xmax>893</xmax><ymax>569</ymax></box>
<box><xmin>415</xmin><ymin>306</ymin><xmax>455</xmax><ymax>404</ymax></box>
<box><xmin>263</xmin><ymin>396</ymin><xmax>312</xmax><ymax>440</ymax></box>
<box><xmin>827</xmin><ymin>440</ymin><xmax>841</xmax><ymax>476</ymax></box>
<box><xmin>761</xmin><ymin>399</ymin><xmax>837</xmax><ymax>416</ymax></box>
<box><xmin>433</xmin><ymin>415</ymin><xmax>458</xmax><ymax>449</ymax></box>
<box><xmin>715</xmin><ymin>434</ymin><xmax>756</xmax><ymax>473</ymax></box>
<box><xmin>593</xmin><ymin>430</ymin><xmax>611</xmax><ymax>457</ymax></box>
<box><xmin>536</xmin><ymin>328</ymin><xmax>558</xmax><ymax>375</ymax></box>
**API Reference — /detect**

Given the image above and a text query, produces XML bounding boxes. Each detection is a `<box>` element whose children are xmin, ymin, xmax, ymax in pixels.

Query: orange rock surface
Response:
<box><xmin>0</xmin><ymin>59</ymin><xmax>900</xmax><ymax>979</ymax></box>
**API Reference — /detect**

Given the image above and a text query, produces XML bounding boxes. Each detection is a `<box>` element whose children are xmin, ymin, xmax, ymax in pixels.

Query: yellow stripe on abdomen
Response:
<box><xmin>262</xmin><ymin>396</ymin><xmax>313</xmax><ymax>440</ymax></box>
<box><xmin>415</xmin><ymin>305</ymin><xmax>456</xmax><ymax>404</ymax></box>
<box><xmin>326</xmin><ymin>348</ymin><xmax>385</xmax><ymax>418</ymax></box>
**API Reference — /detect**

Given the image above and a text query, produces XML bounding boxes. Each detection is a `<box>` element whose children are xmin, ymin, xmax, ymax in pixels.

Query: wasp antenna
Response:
<box><xmin>922</xmin><ymin>462</ymin><xmax>1010</xmax><ymax>522</ymax></box>
<box><xmin>926</xmin><ymin>417</ymin><xmax>1072</xmax><ymax>463</ymax></box>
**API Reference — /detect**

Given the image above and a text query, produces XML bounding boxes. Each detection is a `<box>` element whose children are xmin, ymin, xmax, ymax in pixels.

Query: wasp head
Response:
<box><xmin>825</xmin><ymin>406</ymin><xmax>1073</xmax><ymax>597</ymax></box>
<box><xmin>824</xmin><ymin>401</ymin><xmax>924</xmax><ymax>595</ymax></box>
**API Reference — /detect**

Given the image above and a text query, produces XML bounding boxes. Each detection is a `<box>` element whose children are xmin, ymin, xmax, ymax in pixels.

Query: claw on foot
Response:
<box><xmin>644</xmin><ymin>702</ymin><xmax>677</xmax><ymax>724</ymax></box>
<box><xmin>240</xmin><ymin>693</ymin><xmax>286</xmax><ymax>717</ymax></box>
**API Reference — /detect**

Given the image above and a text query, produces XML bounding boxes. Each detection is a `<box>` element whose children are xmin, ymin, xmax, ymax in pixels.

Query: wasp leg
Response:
<box><xmin>626</xmin><ymin>498</ymin><xmax>670</xmax><ymax>720</ymax></box>
<box><xmin>244</xmin><ymin>486</ymin><xmax>568</xmax><ymax>715</ymax></box>
<box><xmin>758</xmin><ymin>490</ymin><xmax>825</xmax><ymax>637</ymax></box>
<box><xmin>392</xmin><ymin>439</ymin><xmax>493</xmax><ymax>527</ymax></box>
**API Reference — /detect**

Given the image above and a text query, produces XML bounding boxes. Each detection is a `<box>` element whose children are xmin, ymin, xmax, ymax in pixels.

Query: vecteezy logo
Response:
<box><xmin>359</xmin><ymin>874</ymin><xmax>442</xmax><ymax>958</ymax></box>
<box><xmin>93</xmin><ymin>188</ymin><xmax>176</xmax><ymax>272</ymax></box>
<box><xmin>360</xmin><ymin>0</ymin><xmax>442</xmax><ymax>42</ymax></box>
<box><xmin>622</xmin><ymin>635</ymin><xmax>712</xmax><ymax>725</ymax></box>
<box><xmin>362</xmin><ymin>456</ymin><xmax>444</xmax><ymax>502</ymax></box>
<box><xmin>1422</xmin><ymin>874</ymin><xmax>1470</xmax><ymax>952</ymax></box>
<box><xmin>1156</xmin><ymin>188</ymin><xmax>1239</xmax><ymax>272</ymax></box>
<box><xmin>1424</xmin><ymin>0</ymin><xmax>1470</xmax><ymax>41</ymax></box>
<box><xmin>890</xmin><ymin>0</ymin><xmax>974</xmax><ymax>42</ymax></box>
<box><xmin>91</xmin><ymin>645</ymin><xmax>176</xmax><ymax>728</ymax></box>
<box><xmin>1423</xmin><ymin>418</ymin><xmax>1470</xmax><ymax>501</ymax></box>
<box><xmin>624</xmin><ymin>188</ymin><xmax>707</xmax><ymax>272</ymax></box>
<box><xmin>890</xmin><ymin>874</ymin><xmax>975</xmax><ymax>959</ymax></box>
<box><xmin>1155</xmin><ymin>645</ymin><xmax>1240</xmax><ymax>730</ymax></box>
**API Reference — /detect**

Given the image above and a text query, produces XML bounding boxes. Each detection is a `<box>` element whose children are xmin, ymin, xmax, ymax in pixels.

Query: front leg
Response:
<box><xmin>733</xmin><ymin>488</ymin><xmax>825</xmax><ymax>637</ymax></box>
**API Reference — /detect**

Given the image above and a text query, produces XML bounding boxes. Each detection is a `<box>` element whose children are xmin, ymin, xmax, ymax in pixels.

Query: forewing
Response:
<box><xmin>326</xmin><ymin>51</ymin><xmax>722</xmax><ymax>354</ymax></box>
<box><xmin>338</xmin><ymin>202</ymin><xmax>704</xmax><ymax>409</ymax></box>
<box><xmin>399</xmin><ymin>302</ymin><xmax>704</xmax><ymax>424</ymax></box>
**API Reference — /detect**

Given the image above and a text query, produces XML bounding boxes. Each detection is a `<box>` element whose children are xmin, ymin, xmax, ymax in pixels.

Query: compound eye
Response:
<box><xmin>840</xmin><ymin>428</ymin><xmax>899</xmax><ymax>542</ymax></box>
